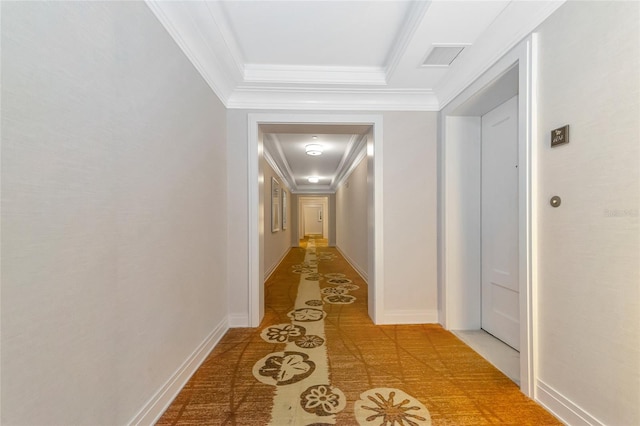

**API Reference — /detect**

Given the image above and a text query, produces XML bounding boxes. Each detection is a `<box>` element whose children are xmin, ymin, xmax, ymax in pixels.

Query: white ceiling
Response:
<box><xmin>146</xmin><ymin>0</ymin><xmax>564</xmax><ymax>193</ymax></box>
<box><xmin>262</xmin><ymin>125</ymin><xmax>370</xmax><ymax>193</ymax></box>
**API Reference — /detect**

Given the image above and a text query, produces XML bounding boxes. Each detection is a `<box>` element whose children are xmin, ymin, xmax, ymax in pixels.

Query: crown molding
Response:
<box><xmin>145</xmin><ymin>0</ymin><xmax>238</xmax><ymax>103</ymax></box>
<box><xmin>228</xmin><ymin>87</ymin><xmax>440</xmax><ymax>111</ymax></box>
<box><xmin>263</xmin><ymin>148</ymin><xmax>294</xmax><ymax>193</ymax></box>
<box><xmin>331</xmin><ymin>134</ymin><xmax>362</xmax><ymax>187</ymax></box>
<box><xmin>263</xmin><ymin>134</ymin><xmax>297</xmax><ymax>191</ymax></box>
<box><xmin>147</xmin><ymin>0</ymin><xmax>564</xmax><ymax>112</ymax></box>
<box><xmin>331</xmin><ymin>134</ymin><xmax>367</xmax><ymax>191</ymax></box>
<box><xmin>384</xmin><ymin>0</ymin><xmax>432</xmax><ymax>81</ymax></box>
<box><xmin>291</xmin><ymin>187</ymin><xmax>337</xmax><ymax>195</ymax></box>
<box><xmin>435</xmin><ymin>0</ymin><xmax>565</xmax><ymax>108</ymax></box>
<box><xmin>203</xmin><ymin>1</ymin><xmax>246</xmax><ymax>78</ymax></box>
<box><xmin>244</xmin><ymin>64</ymin><xmax>387</xmax><ymax>86</ymax></box>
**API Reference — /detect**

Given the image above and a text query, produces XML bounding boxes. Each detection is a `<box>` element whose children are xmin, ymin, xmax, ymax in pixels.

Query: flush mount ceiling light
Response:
<box><xmin>308</xmin><ymin>176</ymin><xmax>320</xmax><ymax>183</ymax></box>
<box><xmin>305</xmin><ymin>144</ymin><xmax>323</xmax><ymax>156</ymax></box>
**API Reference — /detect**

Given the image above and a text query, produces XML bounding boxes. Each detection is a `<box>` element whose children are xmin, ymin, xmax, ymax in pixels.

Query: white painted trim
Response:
<box><xmin>0</xmin><ymin>3</ymin><xmax>3</xmax><ymax>423</ymax></box>
<box><xmin>436</xmin><ymin>1</ymin><xmax>564</xmax><ymax>108</ymax></box>
<box><xmin>144</xmin><ymin>1</ymin><xmax>234</xmax><ymax>104</ymax></box>
<box><xmin>263</xmin><ymin>142</ymin><xmax>294</xmax><ymax>193</ymax></box>
<box><xmin>379</xmin><ymin>310</ymin><xmax>439</xmax><ymax>325</ymax></box>
<box><xmin>248</xmin><ymin>117</ymin><xmax>261</xmax><ymax>327</ymax></box>
<box><xmin>439</xmin><ymin>38</ymin><xmax>536</xmax><ymax>397</ymax></box>
<box><xmin>248</xmin><ymin>114</ymin><xmax>384</xmax><ymax>327</ymax></box>
<box><xmin>244</xmin><ymin>64</ymin><xmax>386</xmax><ymax>86</ymax></box>
<box><xmin>331</xmin><ymin>137</ymin><xmax>367</xmax><ymax>192</ymax></box>
<box><xmin>128</xmin><ymin>318</ymin><xmax>228</xmax><ymax>426</ymax></box>
<box><xmin>372</xmin><ymin>121</ymin><xmax>384</xmax><ymax>325</ymax></box>
<box><xmin>148</xmin><ymin>1</ymin><xmax>563</xmax><ymax>111</ymax></box>
<box><xmin>298</xmin><ymin>197</ymin><xmax>329</xmax><ymax>240</ymax></box>
<box><xmin>383</xmin><ymin>0</ymin><xmax>432</xmax><ymax>80</ymax></box>
<box><xmin>537</xmin><ymin>380</ymin><xmax>604</xmax><ymax>426</ymax></box>
<box><xmin>202</xmin><ymin>1</ymin><xmax>245</xmax><ymax>78</ymax></box>
<box><xmin>521</xmin><ymin>34</ymin><xmax>538</xmax><ymax>399</ymax></box>
<box><xmin>228</xmin><ymin>314</ymin><xmax>249</xmax><ymax>328</ymax></box>
<box><xmin>229</xmin><ymin>88</ymin><xmax>439</xmax><ymax>111</ymax></box>
<box><xmin>335</xmin><ymin>246</ymin><xmax>368</xmax><ymax>283</ymax></box>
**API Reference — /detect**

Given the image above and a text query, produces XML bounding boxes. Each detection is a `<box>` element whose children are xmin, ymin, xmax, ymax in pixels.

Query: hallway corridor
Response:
<box><xmin>157</xmin><ymin>241</ymin><xmax>559</xmax><ymax>425</ymax></box>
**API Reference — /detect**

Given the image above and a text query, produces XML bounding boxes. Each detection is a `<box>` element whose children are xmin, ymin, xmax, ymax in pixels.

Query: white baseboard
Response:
<box><xmin>264</xmin><ymin>247</ymin><xmax>291</xmax><ymax>281</ymax></box>
<box><xmin>335</xmin><ymin>246</ymin><xmax>368</xmax><ymax>282</ymax></box>
<box><xmin>536</xmin><ymin>379</ymin><xmax>603</xmax><ymax>426</ymax></box>
<box><xmin>229</xmin><ymin>313</ymin><xmax>249</xmax><ymax>328</ymax></box>
<box><xmin>128</xmin><ymin>318</ymin><xmax>229</xmax><ymax>426</ymax></box>
<box><xmin>378</xmin><ymin>309</ymin><xmax>439</xmax><ymax>325</ymax></box>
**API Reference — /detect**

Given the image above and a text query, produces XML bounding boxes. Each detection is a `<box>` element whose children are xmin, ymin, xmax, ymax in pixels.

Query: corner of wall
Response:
<box><xmin>128</xmin><ymin>318</ymin><xmax>229</xmax><ymax>426</ymax></box>
<box><xmin>536</xmin><ymin>380</ymin><xmax>604</xmax><ymax>426</ymax></box>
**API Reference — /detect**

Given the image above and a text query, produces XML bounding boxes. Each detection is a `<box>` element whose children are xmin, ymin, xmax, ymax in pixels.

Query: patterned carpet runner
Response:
<box><xmin>157</xmin><ymin>239</ymin><xmax>560</xmax><ymax>425</ymax></box>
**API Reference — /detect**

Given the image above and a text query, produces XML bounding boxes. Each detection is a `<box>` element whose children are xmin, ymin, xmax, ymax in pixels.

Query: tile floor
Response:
<box><xmin>453</xmin><ymin>329</ymin><xmax>520</xmax><ymax>385</ymax></box>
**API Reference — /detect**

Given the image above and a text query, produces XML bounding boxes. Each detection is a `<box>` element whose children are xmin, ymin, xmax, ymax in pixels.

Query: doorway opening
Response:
<box><xmin>439</xmin><ymin>36</ymin><xmax>537</xmax><ymax>396</ymax></box>
<box><xmin>299</xmin><ymin>195</ymin><xmax>329</xmax><ymax>242</ymax></box>
<box><xmin>247</xmin><ymin>113</ymin><xmax>384</xmax><ymax>328</ymax></box>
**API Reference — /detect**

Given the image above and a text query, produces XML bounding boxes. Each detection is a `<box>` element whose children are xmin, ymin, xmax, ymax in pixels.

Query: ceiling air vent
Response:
<box><xmin>422</xmin><ymin>45</ymin><xmax>466</xmax><ymax>67</ymax></box>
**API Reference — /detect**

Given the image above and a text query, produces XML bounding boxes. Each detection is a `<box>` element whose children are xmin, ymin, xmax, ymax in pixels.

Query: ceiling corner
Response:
<box><xmin>434</xmin><ymin>0</ymin><xmax>566</xmax><ymax>108</ymax></box>
<box><xmin>384</xmin><ymin>0</ymin><xmax>432</xmax><ymax>81</ymax></box>
<box><xmin>145</xmin><ymin>0</ymin><xmax>240</xmax><ymax>105</ymax></box>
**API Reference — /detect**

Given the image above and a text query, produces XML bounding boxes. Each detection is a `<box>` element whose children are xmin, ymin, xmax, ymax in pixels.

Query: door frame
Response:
<box><xmin>247</xmin><ymin>113</ymin><xmax>384</xmax><ymax>327</ymax></box>
<box><xmin>439</xmin><ymin>35</ymin><xmax>538</xmax><ymax>396</ymax></box>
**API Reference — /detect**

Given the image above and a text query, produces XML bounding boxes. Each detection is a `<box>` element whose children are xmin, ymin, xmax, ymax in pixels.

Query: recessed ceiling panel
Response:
<box><xmin>221</xmin><ymin>1</ymin><xmax>413</xmax><ymax>67</ymax></box>
<box><xmin>149</xmin><ymin>0</ymin><xmax>565</xmax><ymax>109</ymax></box>
<box><xmin>272</xmin><ymin>133</ymin><xmax>355</xmax><ymax>187</ymax></box>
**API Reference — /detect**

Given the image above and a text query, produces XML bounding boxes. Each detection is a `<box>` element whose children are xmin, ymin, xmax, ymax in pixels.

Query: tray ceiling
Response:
<box><xmin>146</xmin><ymin>0</ymin><xmax>564</xmax><ymax>110</ymax></box>
<box><xmin>145</xmin><ymin>0</ymin><xmax>564</xmax><ymax>193</ymax></box>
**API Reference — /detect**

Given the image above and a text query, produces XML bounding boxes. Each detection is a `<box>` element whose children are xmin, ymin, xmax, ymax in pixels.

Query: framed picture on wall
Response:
<box><xmin>271</xmin><ymin>177</ymin><xmax>281</xmax><ymax>232</ymax></box>
<box><xmin>282</xmin><ymin>190</ymin><xmax>288</xmax><ymax>230</ymax></box>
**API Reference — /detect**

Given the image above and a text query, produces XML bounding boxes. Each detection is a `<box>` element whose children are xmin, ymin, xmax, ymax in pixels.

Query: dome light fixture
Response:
<box><xmin>305</xmin><ymin>143</ymin><xmax>323</xmax><ymax>156</ymax></box>
<box><xmin>308</xmin><ymin>176</ymin><xmax>320</xmax><ymax>183</ymax></box>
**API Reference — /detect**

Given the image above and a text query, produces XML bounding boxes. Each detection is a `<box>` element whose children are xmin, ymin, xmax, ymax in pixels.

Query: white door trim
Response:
<box><xmin>439</xmin><ymin>35</ymin><xmax>538</xmax><ymax>397</ymax></box>
<box><xmin>247</xmin><ymin>113</ymin><xmax>384</xmax><ymax>327</ymax></box>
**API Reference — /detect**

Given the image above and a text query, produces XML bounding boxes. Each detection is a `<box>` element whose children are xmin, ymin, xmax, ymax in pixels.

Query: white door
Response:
<box><xmin>303</xmin><ymin>205</ymin><xmax>323</xmax><ymax>236</ymax></box>
<box><xmin>481</xmin><ymin>95</ymin><xmax>520</xmax><ymax>350</ymax></box>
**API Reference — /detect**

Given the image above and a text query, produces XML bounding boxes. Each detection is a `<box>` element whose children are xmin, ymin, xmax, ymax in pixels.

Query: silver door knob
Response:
<box><xmin>550</xmin><ymin>196</ymin><xmax>561</xmax><ymax>208</ymax></box>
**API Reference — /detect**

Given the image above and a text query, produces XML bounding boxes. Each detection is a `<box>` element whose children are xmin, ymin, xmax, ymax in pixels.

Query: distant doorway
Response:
<box><xmin>303</xmin><ymin>205</ymin><xmax>323</xmax><ymax>236</ymax></box>
<box><xmin>248</xmin><ymin>113</ymin><xmax>384</xmax><ymax>328</ymax></box>
<box><xmin>299</xmin><ymin>196</ymin><xmax>329</xmax><ymax>240</ymax></box>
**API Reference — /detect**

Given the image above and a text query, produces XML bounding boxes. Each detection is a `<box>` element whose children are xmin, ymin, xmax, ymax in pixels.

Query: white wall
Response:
<box><xmin>534</xmin><ymin>2</ymin><xmax>639</xmax><ymax>424</ymax></box>
<box><xmin>336</xmin><ymin>155</ymin><xmax>369</xmax><ymax>280</ymax></box>
<box><xmin>382</xmin><ymin>112</ymin><xmax>439</xmax><ymax>323</ymax></box>
<box><xmin>442</xmin><ymin>116</ymin><xmax>482</xmax><ymax>329</ymax></box>
<box><xmin>1</xmin><ymin>3</ymin><xmax>228</xmax><ymax>424</ymax></box>
<box><xmin>263</xmin><ymin>160</ymin><xmax>291</xmax><ymax>278</ymax></box>
<box><xmin>227</xmin><ymin>110</ymin><xmax>439</xmax><ymax>325</ymax></box>
<box><xmin>226</xmin><ymin>111</ymin><xmax>250</xmax><ymax>326</ymax></box>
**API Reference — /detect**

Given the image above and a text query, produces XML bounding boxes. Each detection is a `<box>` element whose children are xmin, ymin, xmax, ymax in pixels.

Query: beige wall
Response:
<box><xmin>535</xmin><ymin>2</ymin><xmax>639</xmax><ymax>424</ymax></box>
<box><xmin>336</xmin><ymin>155</ymin><xmax>368</xmax><ymax>279</ymax></box>
<box><xmin>1</xmin><ymin>3</ymin><xmax>228</xmax><ymax>424</ymax></box>
<box><xmin>262</xmin><ymin>160</ymin><xmax>292</xmax><ymax>278</ymax></box>
<box><xmin>382</xmin><ymin>112</ymin><xmax>438</xmax><ymax>320</ymax></box>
